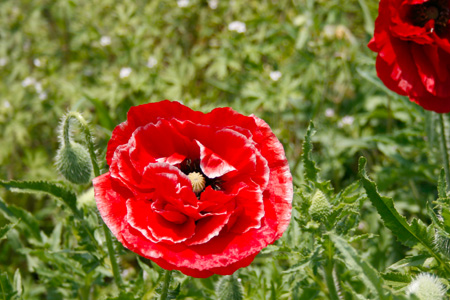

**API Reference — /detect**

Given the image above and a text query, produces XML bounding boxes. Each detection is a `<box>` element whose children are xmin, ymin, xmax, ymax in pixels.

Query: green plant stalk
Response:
<box><xmin>63</xmin><ymin>112</ymin><xmax>123</xmax><ymax>288</ymax></box>
<box><xmin>160</xmin><ymin>270</ymin><xmax>173</xmax><ymax>300</ymax></box>
<box><xmin>438</xmin><ymin>113</ymin><xmax>450</xmax><ymax>189</ymax></box>
<box><xmin>324</xmin><ymin>238</ymin><xmax>340</xmax><ymax>300</ymax></box>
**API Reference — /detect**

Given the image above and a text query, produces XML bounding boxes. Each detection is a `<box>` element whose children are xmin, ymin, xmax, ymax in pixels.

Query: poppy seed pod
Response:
<box><xmin>309</xmin><ymin>190</ymin><xmax>331</xmax><ymax>221</ymax></box>
<box><xmin>56</xmin><ymin>141</ymin><xmax>93</xmax><ymax>184</ymax></box>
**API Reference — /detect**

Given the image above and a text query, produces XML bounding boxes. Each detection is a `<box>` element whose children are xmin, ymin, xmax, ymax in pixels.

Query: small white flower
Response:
<box><xmin>325</xmin><ymin>108</ymin><xmax>335</xmax><ymax>118</ymax></box>
<box><xmin>22</xmin><ymin>77</ymin><xmax>36</xmax><ymax>87</ymax></box>
<box><xmin>177</xmin><ymin>0</ymin><xmax>189</xmax><ymax>7</ymax></box>
<box><xmin>119</xmin><ymin>67</ymin><xmax>132</xmax><ymax>79</ymax></box>
<box><xmin>406</xmin><ymin>273</ymin><xmax>446</xmax><ymax>300</ymax></box>
<box><xmin>34</xmin><ymin>82</ymin><xmax>43</xmax><ymax>93</ymax></box>
<box><xmin>39</xmin><ymin>92</ymin><xmax>48</xmax><ymax>100</ymax></box>
<box><xmin>269</xmin><ymin>71</ymin><xmax>282</xmax><ymax>82</ymax></box>
<box><xmin>146</xmin><ymin>56</ymin><xmax>158</xmax><ymax>68</ymax></box>
<box><xmin>33</xmin><ymin>58</ymin><xmax>41</xmax><ymax>67</ymax></box>
<box><xmin>3</xmin><ymin>100</ymin><xmax>11</xmax><ymax>108</ymax></box>
<box><xmin>0</xmin><ymin>57</ymin><xmax>7</xmax><ymax>67</ymax></box>
<box><xmin>100</xmin><ymin>36</ymin><xmax>111</xmax><ymax>46</ymax></box>
<box><xmin>208</xmin><ymin>0</ymin><xmax>218</xmax><ymax>9</ymax></box>
<box><xmin>338</xmin><ymin>115</ymin><xmax>354</xmax><ymax>128</ymax></box>
<box><xmin>228</xmin><ymin>21</ymin><xmax>246</xmax><ymax>33</ymax></box>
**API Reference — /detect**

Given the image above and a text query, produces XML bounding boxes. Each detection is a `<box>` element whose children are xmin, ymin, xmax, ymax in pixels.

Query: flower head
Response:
<box><xmin>100</xmin><ymin>36</ymin><xmax>111</xmax><ymax>46</ymax></box>
<box><xmin>146</xmin><ymin>56</ymin><xmax>158</xmax><ymax>68</ymax></box>
<box><xmin>269</xmin><ymin>71</ymin><xmax>282</xmax><ymax>82</ymax></box>
<box><xmin>177</xmin><ymin>0</ymin><xmax>189</xmax><ymax>8</ymax></box>
<box><xmin>406</xmin><ymin>273</ymin><xmax>446</xmax><ymax>300</ymax></box>
<box><xmin>369</xmin><ymin>0</ymin><xmax>450</xmax><ymax>113</ymax></box>
<box><xmin>228</xmin><ymin>21</ymin><xmax>246</xmax><ymax>33</ymax></box>
<box><xmin>93</xmin><ymin>101</ymin><xmax>293</xmax><ymax>278</ymax></box>
<box><xmin>119</xmin><ymin>67</ymin><xmax>132</xmax><ymax>79</ymax></box>
<box><xmin>209</xmin><ymin>0</ymin><xmax>219</xmax><ymax>9</ymax></box>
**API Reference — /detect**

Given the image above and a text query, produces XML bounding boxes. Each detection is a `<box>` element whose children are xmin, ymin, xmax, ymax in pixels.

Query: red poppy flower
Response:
<box><xmin>93</xmin><ymin>100</ymin><xmax>292</xmax><ymax>278</ymax></box>
<box><xmin>368</xmin><ymin>0</ymin><xmax>450</xmax><ymax>113</ymax></box>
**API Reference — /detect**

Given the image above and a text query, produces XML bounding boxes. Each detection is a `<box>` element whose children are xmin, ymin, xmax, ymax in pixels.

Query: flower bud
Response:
<box><xmin>56</xmin><ymin>141</ymin><xmax>93</xmax><ymax>184</ymax></box>
<box><xmin>406</xmin><ymin>273</ymin><xmax>446</xmax><ymax>300</ymax></box>
<box><xmin>309</xmin><ymin>190</ymin><xmax>331</xmax><ymax>220</ymax></box>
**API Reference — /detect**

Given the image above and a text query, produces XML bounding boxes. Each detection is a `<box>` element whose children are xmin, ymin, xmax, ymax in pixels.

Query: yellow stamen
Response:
<box><xmin>187</xmin><ymin>172</ymin><xmax>206</xmax><ymax>194</ymax></box>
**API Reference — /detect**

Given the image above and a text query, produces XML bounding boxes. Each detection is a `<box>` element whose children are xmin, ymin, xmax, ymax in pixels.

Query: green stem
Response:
<box><xmin>439</xmin><ymin>114</ymin><xmax>450</xmax><ymax>190</ymax></box>
<box><xmin>63</xmin><ymin>112</ymin><xmax>123</xmax><ymax>287</ymax></box>
<box><xmin>324</xmin><ymin>238</ymin><xmax>340</xmax><ymax>300</ymax></box>
<box><xmin>160</xmin><ymin>270</ymin><xmax>173</xmax><ymax>300</ymax></box>
<box><xmin>103</xmin><ymin>222</ymin><xmax>124</xmax><ymax>288</ymax></box>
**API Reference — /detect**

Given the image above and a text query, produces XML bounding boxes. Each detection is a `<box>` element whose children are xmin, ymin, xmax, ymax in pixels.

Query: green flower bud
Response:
<box><xmin>309</xmin><ymin>190</ymin><xmax>331</xmax><ymax>220</ymax></box>
<box><xmin>56</xmin><ymin>141</ymin><xmax>93</xmax><ymax>184</ymax></box>
<box><xmin>406</xmin><ymin>273</ymin><xmax>446</xmax><ymax>300</ymax></box>
<box><xmin>434</xmin><ymin>232</ymin><xmax>450</xmax><ymax>259</ymax></box>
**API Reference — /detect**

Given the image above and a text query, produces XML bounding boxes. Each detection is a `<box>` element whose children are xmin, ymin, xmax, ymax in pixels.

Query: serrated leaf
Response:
<box><xmin>0</xmin><ymin>179</ymin><xmax>81</xmax><ymax>218</ymax></box>
<box><xmin>330</xmin><ymin>233</ymin><xmax>386</xmax><ymax>299</ymax></box>
<box><xmin>359</xmin><ymin>157</ymin><xmax>450</xmax><ymax>274</ymax></box>
<box><xmin>0</xmin><ymin>197</ymin><xmax>41</xmax><ymax>240</ymax></box>
<box><xmin>0</xmin><ymin>221</ymin><xmax>17</xmax><ymax>240</ymax></box>
<box><xmin>302</xmin><ymin>122</ymin><xmax>320</xmax><ymax>182</ymax></box>
<box><xmin>216</xmin><ymin>274</ymin><xmax>244</xmax><ymax>300</ymax></box>
<box><xmin>387</xmin><ymin>255</ymin><xmax>430</xmax><ymax>271</ymax></box>
<box><xmin>358</xmin><ymin>157</ymin><xmax>435</xmax><ymax>248</ymax></box>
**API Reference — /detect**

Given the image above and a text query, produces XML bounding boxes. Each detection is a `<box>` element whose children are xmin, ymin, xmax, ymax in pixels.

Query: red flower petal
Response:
<box><xmin>127</xmin><ymin>198</ymin><xmax>196</xmax><ymax>244</ymax></box>
<box><xmin>96</xmin><ymin>100</ymin><xmax>293</xmax><ymax>277</ymax></box>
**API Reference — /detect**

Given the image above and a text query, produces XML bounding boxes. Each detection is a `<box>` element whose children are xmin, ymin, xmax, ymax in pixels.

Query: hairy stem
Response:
<box><xmin>324</xmin><ymin>238</ymin><xmax>340</xmax><ymax>300</ymax></box>
<box><xmin>160</xmin><ymin>270</ymin><xmax>173</xmax><ymax>300</ymax></box>
<box><xmin>62</xmin><ymin>112</ymin><xmax>123</xmax><ymax>287</ymax></box>
<box><xmin>439</xmin><ymin>114</ymin><xmax>450</xmax><ymax>190</ymax></box>
<box><xmin>103</xmin><ymin>222</ymin><xmax>124</xmax><ymax>288</ymax></box>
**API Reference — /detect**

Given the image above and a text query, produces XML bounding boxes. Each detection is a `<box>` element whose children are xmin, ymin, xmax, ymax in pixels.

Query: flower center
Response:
<box><xmin>179</xmin><ymin>158</ymin><xmax>223</xmax><ymax>196</ymax></box>
<box><xmin>188</xmin><ymin>172</ymin><xmax>206</xmax><ymax>194</ymax></box>
<box><xmin>410</xmin><ymin>0</ymin><xmax>450</xmax><ymax>35</ymax></box>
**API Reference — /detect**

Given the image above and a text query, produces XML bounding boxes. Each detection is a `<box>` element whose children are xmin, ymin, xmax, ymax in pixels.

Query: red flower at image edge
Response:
<box><xmin>368</xmin><ymin>0</ymin><xmax>450</xmax><ymax>113</ymax></box>
<box><xmin>93</xmin><ymin>100</ymin><xmax>293</xmax><ymax>278</ymax></box>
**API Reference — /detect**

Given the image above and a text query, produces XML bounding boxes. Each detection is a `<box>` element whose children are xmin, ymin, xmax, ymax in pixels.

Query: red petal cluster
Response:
<box><xmin>93</xmin><ymin>100</ymin><xmax>293</xmax><ymax>278</ymax></box>
<box><xmin>369</xmin><ymin>0</ymin><xmax>450</xmax><ymax>113</ymax></box>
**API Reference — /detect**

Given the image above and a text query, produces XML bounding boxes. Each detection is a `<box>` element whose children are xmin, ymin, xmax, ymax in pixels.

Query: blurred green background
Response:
<box><xmin>0</xmin><ymin>0</ymin><xmax>444</xmax><ymax>298</ymax></box>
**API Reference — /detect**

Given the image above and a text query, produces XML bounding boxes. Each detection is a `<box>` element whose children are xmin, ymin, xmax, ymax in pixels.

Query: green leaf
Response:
<box><xmin>358</xmin><ymin>157</ymin><xmax>450</xmax><ymax>274</ymax></box>
<box><xmin>387</xmin><ymin>255</ymin><xmax>430</xmax><ymax>271</ymax></box>
<box><xmin>329</xmin><ymin>233</ymin><xmax>386</xmax><ymax>299</ymax></box>
<box><xmin>0</xmin><ymin>221</ymin><xmax>17</xmax><ymax>240</ymax></box>
<box><xmin>302</xmin><ymin>122</ymin><xmax>320</xmax><ymax>182</ymax></box>
<box><xmin>216</xmin><ymin>274</ymin><xmax>244</xmax><ymax>300</ymax></box>
<box><xmin>0</xmin><ymin>197</ymin><xmax>41</xmax><ymax>240</ymax></box>
<box><xmin>0</xmin><ymin>272</ymin><xmax>16</xmax><ymax>300</ymax></box>
<box><xmin>358</xmin><ymin>157</ymin><xmax>434</xmax><ymax>248</ymax></box>
<box><xmin>105</xmin><ymin>291</ymin><xmax>141</xmax><ymax>300</ymax></box>
<box><xmin>0</xmin><ymin>180</ymin><xmax>81</xmax><ymax>219</ymax></box>
<box><xmin>13</xmin><ymin>270</ymin><xmax>22</xmax><ymax>297</ymax></box>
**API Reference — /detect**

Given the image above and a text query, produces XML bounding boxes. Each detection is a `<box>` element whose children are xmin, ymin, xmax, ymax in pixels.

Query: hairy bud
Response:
<box><xmin>406</xmin><ymin>273</ymin><xmax>446</xmax><ymax>300</ymax></box>
<box><xmin>56</xmin><ymin>141</ymin><xmax>93</xmax><ymax>184</ymax></box>
<box><xmin>309</xmin><ymin>190</ymin><xmax>331</xmax><ymax>220</ymax></box>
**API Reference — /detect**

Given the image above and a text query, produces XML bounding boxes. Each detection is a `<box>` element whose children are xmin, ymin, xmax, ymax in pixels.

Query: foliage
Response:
<box><xmin>1</xmin><ymin>0</ymin><xmax>450</xmax><ymax>299</ymax></box>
